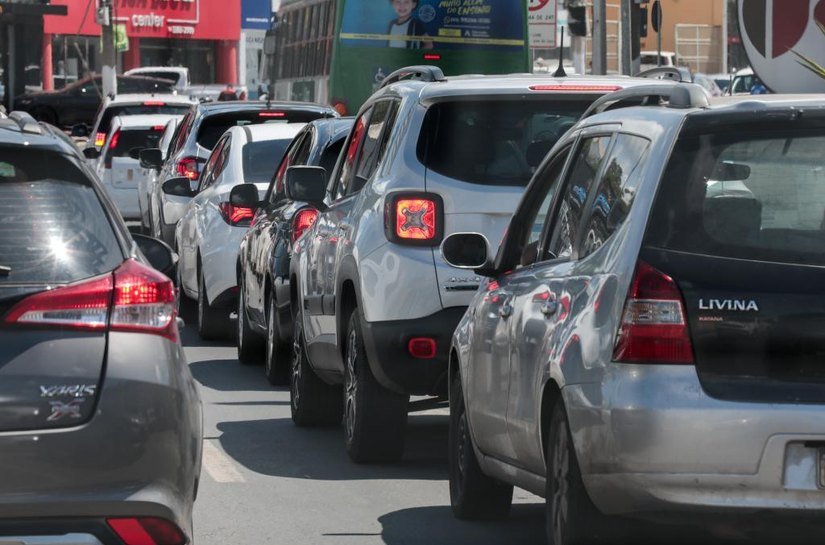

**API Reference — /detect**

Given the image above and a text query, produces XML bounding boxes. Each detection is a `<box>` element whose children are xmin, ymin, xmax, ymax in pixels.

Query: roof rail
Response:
<box><xmin>581</xmin><ymin>83</ymin><xmax>710</xmax><ymax>120</ymax></box>
<box><xmin>8</xmin><ymin>111</ymin><xmax>43</xmax><ymax>135</ymax></box>
<box><xmin>379</xmin><ymin>65</ymin><xmax>446</xmax><ymax>90</ymax></box>
<box><xmin>634</xmin><ymin>66</ymin><xmax>694</xmax><ymax>83</ymax></box>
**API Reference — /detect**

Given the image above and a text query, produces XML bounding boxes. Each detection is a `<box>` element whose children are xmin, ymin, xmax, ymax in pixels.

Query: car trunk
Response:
<box><xmin>111</xmin><ymin>156</ymin><xmax>140</xmax><ymax>188</ymax></box>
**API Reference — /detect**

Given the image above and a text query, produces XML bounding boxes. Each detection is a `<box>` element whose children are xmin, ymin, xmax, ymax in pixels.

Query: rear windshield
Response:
<box><xmin>134</xmin><ymin>72</ymin><xmax>181</xmax><ymax>84</ymax></box>
<box><xmin>242</xmin><ymin>140</ymin><xmax>292</xmax><ymax>183</ymax></box>
<box><xmin>98</xmin><ymin>104</ymin><xmax>190</xmax><ymax>136</ymax></box>
<box><xmin>106</xmin><ymin>127</ymin><xmax>164</xmax><ymax>162</ymax></box>
<box><xmin>0</xmin><ymin>149</ymin><xmax>122</xmax><ymax>284</ymax></box>
<box><xmin>645</xmin><ymin>129</ymin><xmax>825</xmax><ymax>266</ymax></box>
<box><xmin>197</xmin><ymin>110</ymin><xmax>328</xmax><ymax>150</ymax></box>
<box><xmin>417</xmin><ymin>99</ymin><xmax>592</xmax><ymax>187</ymax></box>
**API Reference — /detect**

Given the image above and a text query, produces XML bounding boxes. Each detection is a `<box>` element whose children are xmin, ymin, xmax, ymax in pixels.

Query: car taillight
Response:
<box><xmin>4</xmin><ymin>260</ymin><xmax>178</xmax><ymax>341</ymax></box>
<box><xmin>109</xmin><ymin>129</ymin><xmax>121</xmax><ymax>150</ymax></box>
<box><xmin>176</xmin><ymin>156</ymin><xmax>201</xmax><ymax>180</ymax></box>
<box><xmin>613</xmin><ymin>261</ymin><xmax>693</xmax><ymax>364</ymax></box>
<box><xmin>384</xmin><ymin>193</ymin><xmax>443</xmax><ymax>246</ymax></box>
<box><xmin>107</xmin><ymin>517</ymin><xmax>186</xmax><ymax>545</ymax></box>
<box><xmin>528</xmin><ymin>85</ymin><xmax>624</xmax><ymax>92</ymax></box>
<box><xmin>143</xmin><ymin>101</ymin><xmax>166</xmax><ymax>106</ymax></box>
<box><xmin>292</xmin><ymin>208</ymin><xmax>318</xmax><ymax>243</ymax></box>
<box><xmin>219</xmin><ymin>202</ymin><xmax>256</xmax><ymax>226</ymax></box>
<box><xmin>95</xmin><ymin>131</ymin><xmax>106</xmax><ymax>147</ymax></box>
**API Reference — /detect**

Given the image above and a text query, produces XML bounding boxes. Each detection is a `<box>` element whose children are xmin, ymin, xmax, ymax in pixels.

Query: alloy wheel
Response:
<box><xmin>237</xmin><ymin>288</ymin><xmax>245</xmax><ymax>347</ymax></box>
<box><xmin>291</xmin><ymin>332</ymin><xmax>302</xmax><ymax>411</ymax></box>
<box><xmin>344</xmin><ymin>328</ymin><xmax>358</xmax><ymax>443</ymax></box>
<box><xmin>266</xmin><ymin>298</ymin><xmax>276</xmax><ymax>377</ymax></box>
<box><xmin>551</xmin><ymin>422</ymin><xmax>571</xmax><ymax>545</ymax></box>
<box><xmin>456</xmin><ymin>410</ymin><xmax>469</xmax><ymax>487</ymax></box>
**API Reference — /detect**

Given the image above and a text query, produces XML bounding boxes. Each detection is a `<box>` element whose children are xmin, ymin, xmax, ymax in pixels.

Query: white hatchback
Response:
<box><xmin>173</xmin><ymin>123</ymin><xmax>305</xmax><ymax>339</ymax></box>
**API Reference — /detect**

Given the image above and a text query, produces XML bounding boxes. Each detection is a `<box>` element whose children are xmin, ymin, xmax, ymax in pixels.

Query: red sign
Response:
<box><xmin>44</xmin><ymin>0</ymin><xmax>241</xmax><ymax>41</ymax></box>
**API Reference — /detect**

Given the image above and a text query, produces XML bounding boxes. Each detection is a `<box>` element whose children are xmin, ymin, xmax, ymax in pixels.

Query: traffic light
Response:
<box><xmin>568</xmin><ymin>6</ymin><xmax>587</xmax><ymax>37</ymax></box>
<box><xmin>640</xmin><ymin>7</ymin><xmax>648</xmax><ymax>38</ymax></box>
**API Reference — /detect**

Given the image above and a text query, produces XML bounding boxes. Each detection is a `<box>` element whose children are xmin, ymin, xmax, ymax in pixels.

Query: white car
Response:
<box><xmin>640</xmin><ymin>50</ymin><xmax>677</xmax><ymax>71</ymax></box>
<box><xmin>173</xmin><ymin>122</ymin><xmax>305</xmax><ymax>339</ymax></box>
<box><xmin>138</xmin><ymin>116</ymin><xmax>183</xmax><ymax>234</ymax></box>
<box><xmin>96</xmin><ymin>114</ymin><xmax>181</xmax><ymax>221</ymax></box>
<box><xmin>124</xmin><ymin>66</ymin><xmax>190</xmax><ymax>94</ymax></box>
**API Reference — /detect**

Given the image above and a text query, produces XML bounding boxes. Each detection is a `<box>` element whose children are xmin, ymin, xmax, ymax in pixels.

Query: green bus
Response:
<box><xmin>265</xmin><ymin>0</ymin><xmax>530</xmax><ymax>115</ymax></box>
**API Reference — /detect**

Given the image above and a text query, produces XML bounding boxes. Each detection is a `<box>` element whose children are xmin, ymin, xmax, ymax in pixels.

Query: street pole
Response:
<box><xmin>100</xmin><ymin>0</ymin><xmax>117</xmax><ymax>97</ymax></box>
<box><xmin>592</xmin><ymin>0</ymin><xmax>607</xmax><ymax>75</ymax></box>
<box><xmin>620</xmin><ymin>0</ymin><xmax>632</xmax><ymax>75</ymax></box>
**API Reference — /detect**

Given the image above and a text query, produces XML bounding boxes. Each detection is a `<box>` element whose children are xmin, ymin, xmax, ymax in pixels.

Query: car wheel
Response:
<box><xmin>197</xmin><ymin>268</ymin><xmax>231</xmax><ymax>341</ymax></box>
<box><xmin>290</xmin><ymin>308</ymin><xmax>343</xmax><ymax>426</ymax></box>
<box><xmin>237</xmin><ymin>284</ymin><xmax>264</xmax><ymax>364</ymax></box>
<box><xmin>265</xmin><ymin>294</ymin><xmax>290</xmax><ymax>385</ymax></box>
<box><xmin>449</xmin><ymin>372</ymin><xmax>513</xmax><ymax>519</ymax></box>
<box><xmin>546</xmin><ymin>399</ymin><xmax>603</xmax><ymax>545</ymax></box>
<box><xmin>343</xmin><ymin>307</ymin><xmax>408</xmax><ymax>464</ymax></box>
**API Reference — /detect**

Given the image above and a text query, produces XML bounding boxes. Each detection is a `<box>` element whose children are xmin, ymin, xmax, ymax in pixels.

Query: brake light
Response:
<box><xmin>384</xmin><ymin>193</ymin><xmax>443</xmax><ymax>245</ymax></box>
<box><xmin>529</xmin><ymin>85</ymin><xmax>623</xmax><ymax>92</ymax></box>
<box><xmin>612</xmin><ymin>261</ymin><xmax>693</xmax><ymax>364</ymax></box>
<box><xmin>259</xmin><ymin>111</ymin><xmax>286</xmax><ymax>118</ymax></box>
<box><xmin>95</xmin><ymin>131</ymin><xmax>106</xmax><ymax>147</ymax></box>
<box><xmin>143</xmin><ymin>101</ymin><xmax>167</xmax><ymax>106</ymax></box>
<box><xmin>219</xmin><ymin>202</ymin><xmax>256</xmax><ymax>226</ymax></box>
<box><xmin>107</xmin><ymin>517</ymin><xmax>186</xmax><ymax>545</ymax></box>
<box><xmin>423</xmin><ymin>53</ymin><xmax>442</xmax><ymax>61</ymax></box>
<box><xmin>176</xmin><ymin>156</ymin><xmax>201</xmax><ymax>180</ymax></box>
<box><xmin>152</xmin><ymin>125</ymin><xmax>166</xmax><ymax>131</ymax></box>
<box><xmin>292</xmin><ymin>208</ymin><xmax>318</xmax><ymax>243</ymax></box>
<box><xmin>4</xmin><ymin>260</ymin><xmax>177</xmax><ymax>341</ymax></box>
<box><xmin>109</xmin><ymin>129</ymin><xmax>121</xmax><ymax>150</ymax></box>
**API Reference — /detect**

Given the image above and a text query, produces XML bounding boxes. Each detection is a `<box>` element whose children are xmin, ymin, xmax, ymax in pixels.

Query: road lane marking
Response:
<box><xmin>202</xmin><ymin>439</ymin><xmax>246</xmax><ymax>483</ymax></box>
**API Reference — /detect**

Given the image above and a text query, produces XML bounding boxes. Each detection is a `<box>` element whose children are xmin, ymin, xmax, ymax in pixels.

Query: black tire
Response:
<box><xmin>237</xmin><ymin>284</ymin><xmax>265</xmax><ymax>364</ymax></box>
<box><xmin>197</xmin><ymin>269</ymin><xmax>231</xmax><ymax>341</ymax></box>
<box><xmin>265</xmin><ymin>293</ymin><xmax>290</xmax><ymax>385</ymax></box>
<box><xmin>32</xmin><ymin>107</ymin><xmax>57</xmax><ymax>126</ymax></box>
<box><xmin>546</xmin><ymin>399</ymin><xmax>604</xmax><ymax>545</ymax></box>
<box><xmin>290</xmin><ymin>308</ymin><xmax>343</xmax><ymax>426</ymax></box>
<box><xmin>449</xmin><ymin>372</ymin><xmax>513</xmax><ymax>519</ymax></box>
<box><xmin>343</xmin><ymin>308</ymin><xmax>409</xmax><ymax>464</ymax></box>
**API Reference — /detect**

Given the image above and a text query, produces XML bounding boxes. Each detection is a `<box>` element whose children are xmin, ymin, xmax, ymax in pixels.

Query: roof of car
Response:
<box><xmin>111</xmin><ymin>114</ymin><xmax>185</xmax><ymax>130</ymax></box>
<box><xmin>232</xmin><ymin>122</ymin><xmax>306</xmax><ymax>143</ymax></box>
<box><xmin>0</xmin><ymin>114</ymin><xmax>80</xmax><ymax>154</ymax></box>
<box><xmin>103</xmin><ymin>93</ymin><xmax>195</xmax><ymax>106</ymax></box>
<box><xmin>197</xmin><ymin>101</ymin><xmax>336</xmax><ymax>116</ymax></box>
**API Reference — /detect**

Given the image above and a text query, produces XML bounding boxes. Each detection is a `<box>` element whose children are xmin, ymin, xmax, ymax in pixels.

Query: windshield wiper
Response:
<box><xmin>0</xmin><ymin>265</ymin><xmax>10</xmax><ymax>276</ymax></box>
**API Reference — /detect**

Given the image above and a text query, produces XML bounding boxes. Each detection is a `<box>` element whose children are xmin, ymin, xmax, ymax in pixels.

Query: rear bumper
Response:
<box><xmin>566</xmin><ymin>364</ymin><xmax>825</xmax><ymax>516</ymax></box>
<box><xmin>360</xmin><ymin>307</ymin><xmax>466</xmax><ymax>396</ymax></box>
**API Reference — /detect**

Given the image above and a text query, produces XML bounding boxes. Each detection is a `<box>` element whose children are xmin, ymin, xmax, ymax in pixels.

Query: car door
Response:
<box><xmin>75</xmin><ymin>79</ymin><xmax>102</xmax><ymax>125</ymax></box>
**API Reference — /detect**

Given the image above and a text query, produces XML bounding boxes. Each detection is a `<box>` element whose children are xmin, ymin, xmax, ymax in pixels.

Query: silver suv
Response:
<box><xmin>287</xmin><ymin>66</ymin><xmax>664</xmax><ymax>463</ymax></box>
<box><xmin>443</xmin><ymin>88</ymin><xmax>825</xmax><ymax>543</ymax></box>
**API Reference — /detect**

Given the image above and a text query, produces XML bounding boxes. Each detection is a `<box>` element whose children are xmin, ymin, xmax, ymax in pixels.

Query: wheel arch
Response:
<box><xmin>336</xmin><ymin>256</ymin><xmax>363</xmax><ymax>361</ymax></box>
<box><xmin>540</xmin><ymin>379</ymin><xmax>563</xmax><ymax>471</ymax></box>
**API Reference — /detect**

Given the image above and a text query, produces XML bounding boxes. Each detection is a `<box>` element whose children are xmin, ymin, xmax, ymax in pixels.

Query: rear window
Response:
<box><xmin>98</xmin><ymin>103</ymin><xmax>191</xmax><ymax>136</ymax></box>
<box><xmin>197</xmin><ymin>110</ymin><xmax>329</xmax><ymax>150</ymax></box>
<box><xmin>105</xmin><ymin>127</ymin><xmax>164</xmax><ymax>164</ymax></box>
<box><xmin>0</xmin><ymin>149</ymin><xmax>123</xmax><ymax>284</ymax></box>
<box><xmin>646</xmin><ymin>129</ymin><xmax>825</xmax><ymax>266</ymax></box>
<box><xmin>135</xmin><ymin>72</ymin><xmax>181</xmax><ymax>85</ymax></box>
<box><xmin>417</xmin><ymin>99</ymin><xmax>592</xmax><ymax>187</ymax></box>
<box><xmin>242</xmin><ymin>140</ymin><xmax>292</xmax><ymax>184</ymax></box>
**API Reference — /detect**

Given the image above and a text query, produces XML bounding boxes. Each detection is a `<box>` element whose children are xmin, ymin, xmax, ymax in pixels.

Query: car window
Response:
<box><xmin>197</xmin><ymin>110</ymin><xmax>326</xmax><ymax>150</ymax></box>
<box><xmin>97</xmin><ymin>104</ymin><xmax>190</xmax><ymax>138</ymax></box>
<box><xmin>332</xmin><ymin>110</ymin><xmax>369</xmax><ymax>200</ymax></box>
<box><xmin>646</xmin><ymin>129</ymin><xmax>825</xmax><ymax>266</ymax></box>
<box><xmin>0</xmin><ymin>148</ymin><xmax>123</xmax><ymax>284</ymax></box>
<box><xmin>548</xmin><ymin>135</ymin><xmax>612</xmax><ymax>260</ymax></box>
<box><xmin>243</xmin><ymin>139</ymin><xmax>291</xmax><ymax>184</ymax></box>
<box><xmin>199</xmin><ymin>136</ymin><xmax>227</xmax><ymax>191</ymax></box>
<box><xmin>578</xmin><ymin>134</ymin><xmax>650</xmax><ymax>260</ymax></box>
<box><xmin>350</xmin><ymin>100</ymin><xmax>397</xmax><ymax>195</ymax></box>
<box><xmin>171</xmin><ymin>112</ymin><xmax>193</xmax><ymax>156</ymax></box>
<box><xmin>104</xmin><ymin>127</ymin><xmax>165</xmax><ymax>168</ymax></box>
<box><xmin>271</xmin><ymin>130</ymin><xmax>312</xmax><ymax>202</ymax></box>
<box><xmin>319</xmin><ymin>138</ymin><xmax>346</xmax><ymax>183</ymax></box>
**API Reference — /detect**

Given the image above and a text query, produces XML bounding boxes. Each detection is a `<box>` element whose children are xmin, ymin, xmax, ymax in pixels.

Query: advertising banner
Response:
<box><xmin>339</xmin><ymin>0</ymin><xmax>526</xmax><ymax>51</ymax></box>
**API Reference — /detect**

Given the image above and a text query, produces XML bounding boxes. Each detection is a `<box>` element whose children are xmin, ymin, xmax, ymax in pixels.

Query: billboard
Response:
<box><xmin>339</xmin><ymin>0</ymin><xmax>526</xmax><ymax>51</ymax></box>
<box><xmin>738</xmin><ymin>0</ymin><xmax>825</xmax><ymax>93</ymax></box>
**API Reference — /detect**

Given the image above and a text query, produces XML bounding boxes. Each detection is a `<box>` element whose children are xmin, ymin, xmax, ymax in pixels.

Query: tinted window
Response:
<box><xmin>333</xmin><ymin>112</ymin><xmax>368</xmax><ymax>199</ymax></box>
<box><xmin>98</xmin><ymin>104</ymin><xmax>190</xmax><ymax>136</ymax></box>
<box><xmin>0</xmin><ymin>149</ymin><xmax>122</xmax><ymax>284</ymax></box>
<box><xmin>171</xmin><ymin>112</ymin><xmax>194</xmax><ymax>155</ymax></box>
<box><xmin>104</xmin><ymin>128</ymin><xmax>164</xmax><ymax>165</ymax></box>
<box><xmin>197</xmin><ymin>110</ymin><xmax>327</xmax><ymax>149</ymax></box>
<box><xmin>135</xmin><ymin>71</ymin><xmax>181</xmax><ymax>84</ymax></box>
<box><xmin>579</xmin><ymin>134</ymin><xmax>650</xmax><ymax>259</ymax></box>
<box><xmin>418</xmin><ymin>99</ymin><xmax>591</xmax><ymax>187</ymax></box>
<box><xmin>646</xmin><ymin>130</ymin><xmax>825</xmax><ymax>266</ymax></box>
<box><xmin>548</xmin><ymin>136</ymin><xmax>611</xmax><ymax>260</ymax></box>
<box><xmin>351</xmin><ymin>100</ymin><xmax>394</xmax><ymax>194</ymax></box>
<box><xmin>199</xmin><ymin>137</ymin><xmax>228</xmax><ymax>191</ymax></box>
<box><xmin>243</xmin><ymin>140</ymin><xmax>291</xmax><ymax>184</ymax></box>
<box><xmin>319</xmin><ymin>138</ymin><xmax>345</xmax><ymax>181</ymax></box>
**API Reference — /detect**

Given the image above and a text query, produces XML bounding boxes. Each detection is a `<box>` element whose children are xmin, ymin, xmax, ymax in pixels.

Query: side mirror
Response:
<box><xmin>229</xmin><ymin>183</ymin><xmax>262</xmax><ymax>208</ymax></box>
<box><xmin>83</xmin><ymin>147</ymin><xmax>100</xmax><ymax>160</ymax></box>
<box><xmin>132</xmin><ymin>233</ymin><xmax>177</xmax><ymax>278</ymax></box>
<box><xmin>441</xmin><ymin>233</ymin><xmax>493</xmax><ymax>270</ymax></box>
<box><xmin>140</xmin><ymin>148</ymin><xmax>163</xmax><ymax>170</ymax></box>
<box><xmin>285</xmin><ymin>166</ymin><xmax>327</xmax><ymax>211</ymax></box>
<box><xmin>71</xmin><ymin>124</ymin><xmax>89</xmax><ymax>138</ymax></box>
<box><xmin>162</xmin><ymin>176</ymin><xmax>195</xmax><ymax>198</ymax></box>
<box><xmin>128</xmin><ymin>147</ymin><xmax>143</xmax><ymax>161</ymax></box>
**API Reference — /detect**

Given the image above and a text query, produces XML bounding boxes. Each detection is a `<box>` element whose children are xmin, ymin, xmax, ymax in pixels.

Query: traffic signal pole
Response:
<box><xmin>592</xmin><ymin>0</ymin><xmax>607</xmax><ymax>75</ymax></box>
<box><xmin>100</xmin><ymin>0</ymin><xmax>117</xmax><ymax>97</ymax></box>
<box><xmin>620</xmin><ymin>0</ymin><xmax>631</xmax><ymax>75</ymax></box>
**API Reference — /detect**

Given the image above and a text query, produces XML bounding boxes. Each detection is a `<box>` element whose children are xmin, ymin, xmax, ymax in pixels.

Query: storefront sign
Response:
<box><xmin>44</xmin><ymin>0</ymin><xmax>240</xmax><ymax>41</ymax></box>
<box><xmin>242</xmin><ymin>0</ymin><xmax>271</xmax><ymax>30</ymax></box>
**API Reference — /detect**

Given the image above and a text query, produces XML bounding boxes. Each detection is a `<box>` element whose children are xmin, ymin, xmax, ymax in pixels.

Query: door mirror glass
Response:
<box><xmin>285</xmin><ymin>166</ymin><xmax>327</xmax><ymax>210</ymax></box>
<box><xmin>229</xmin><ymin>183</ymin><xmax>262</xmax><ymax>208</ymax></box>
<box><xmin>82</xmin><ymin>147</ymin><xmax>100</xmax><ymax>160</ymax></box>
<box><xmin>132</xmin><ymin>234</ymin><xmax>177</xmax><ymax>278</ymax></box>
<box><xmin>162</xmin><ymin>176</ymin><xmax>195</xmax><ymax>198</ymax></box>
<box><xmin>139</xmin><ymin>148</ymin><xmax>163</xmax><ymax>170</ymax></box>
<box><xmin>441</xmin><ymin>233</ymin><xmax>492</xmax><ymax>270</ymax></box>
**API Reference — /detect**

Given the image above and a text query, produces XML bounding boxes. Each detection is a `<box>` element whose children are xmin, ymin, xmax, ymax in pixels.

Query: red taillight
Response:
<box><xmin>143</xmin><ymin>101</ymin><xmax>167</xmax><ymax>106</ymax></box>
<box><xmin>152</xmin><ymin>125</ymin><xmax>166</xmax><ymax>131</ymax></box>
<box><xmin>219</xmin><ymin>202</ymin><xmax>256</xmax><ymax>226</ymax></box>
<box><xmin>612</xmin><ymin>261</ymin><xmax>693</xmax><ymax>364</ymax></box>
<box><xmin>109</xmin><ymin>129</ymin><xmax>121</xmax><ymax>150</ymax></box>
<box><xmin>4</xmin><ymin>260</ymin><xmax>178</xmax><ymax>341</ymax></box>
<box><xmin>176</xmin><ymin>156</ymin><xmax>201</xmax><ymax>181</ymax></box>
<box><xmin>259</xmin><ymin>111</ymin><xmax>285</xmax><ymax>118</ymax></box>
<box><xmin>385</xmin><ymin>193</ymin><xmax>442</xmax><ymax>245</ymax></box>
<box><xmin>423</xmin><ymin>53</ymin><xmax>442</xmax><ymax>61</ymax></box>
<box><xmin>292</xmin><ymin>208</ymin><xmax>318</xmax><ymax>243</ymax></box>
<box><xmin>95</xmin><ymin>131</ymin><xmax>106</xmax><ymax>147</ymax></box>
<box><xmin>408</xmin><ymin>337</ymin><xmax>437</xmax><ymax>359</ymax></box>
<box><xmin>107</xmin><ymin>517</ymin><xmax>186</xmax><ymax>545</ymax></box>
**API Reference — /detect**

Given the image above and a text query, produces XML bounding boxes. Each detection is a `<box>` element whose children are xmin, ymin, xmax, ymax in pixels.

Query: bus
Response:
<box><xmin>265</xmin><ymin>0</ymin><xmax>530</xmax><ymax>115</ymax></box>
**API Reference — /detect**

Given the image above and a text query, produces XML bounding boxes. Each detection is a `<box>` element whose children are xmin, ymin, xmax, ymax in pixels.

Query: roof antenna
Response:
<box><xmin>553</xmin><ymin>27</ymin><xmax>567</xmax><ymax>78</ymax></box>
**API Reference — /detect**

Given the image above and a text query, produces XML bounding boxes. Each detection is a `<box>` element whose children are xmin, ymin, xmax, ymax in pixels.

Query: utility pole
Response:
<box><xmin>98</xmin><ymin>0</ymin><xmax>117</xmax><ymax>97</ymax></box>
<box><xmin>592</xmin><ymin>0</ymin><xmax>607</xmax><ymax>75</ymax></box>
<box><xmin>620</xmin><ymin>0</ymin><xmax>632</xmax><ymax>75</ymax></box>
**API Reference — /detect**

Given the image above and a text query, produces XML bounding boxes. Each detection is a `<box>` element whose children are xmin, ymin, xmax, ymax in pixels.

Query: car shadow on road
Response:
<box><xmin>189</xmin><ymin>359</ymin><xmax>282</xmax><ymax>393</ymax></box>
<box><xmin>216</xmin><ymin>413</ymin><xmax>449</xmax><ymax>482</ymax></box>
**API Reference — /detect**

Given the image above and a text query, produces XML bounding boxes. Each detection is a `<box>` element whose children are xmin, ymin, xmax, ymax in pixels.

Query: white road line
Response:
<box><xmin>202</xmin><ymin>440</ymin><xmax>246</xmax><ymax>483</ymax></box>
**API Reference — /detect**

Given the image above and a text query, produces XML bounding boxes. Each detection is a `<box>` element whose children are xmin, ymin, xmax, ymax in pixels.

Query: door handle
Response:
<box><xmin>499</xmin><ymin>303</ymin><xmax>513</xmax><ymax>319</ymax></box>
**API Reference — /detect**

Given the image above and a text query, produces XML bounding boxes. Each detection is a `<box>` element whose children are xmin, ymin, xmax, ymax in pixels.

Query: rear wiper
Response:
<box><xmin>0</xmin><ymin>265</ymin><xmax>10</xmax><ymax>276</ymax></box>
